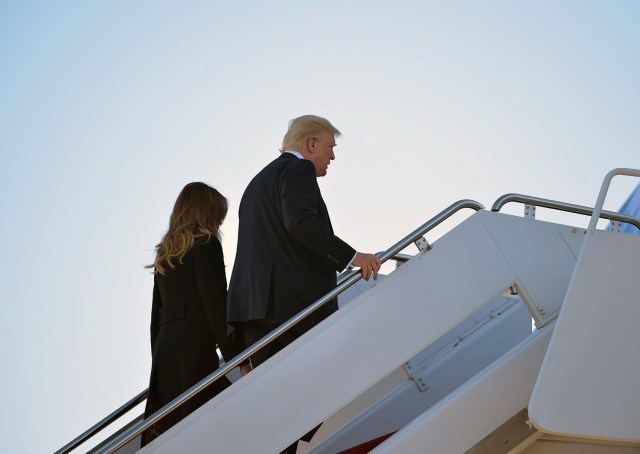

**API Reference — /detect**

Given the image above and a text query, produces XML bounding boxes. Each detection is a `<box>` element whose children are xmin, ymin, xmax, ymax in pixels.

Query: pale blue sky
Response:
<box><xmin>1</xmin><ymin>1</ymin><xmax>639</xmax><ymax>452</ymax></box>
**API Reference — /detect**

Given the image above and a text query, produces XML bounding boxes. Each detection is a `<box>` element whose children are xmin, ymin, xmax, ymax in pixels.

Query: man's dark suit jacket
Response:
<box><xmin>143</xmin><ymin>237</ymin><xmax>239</xmax><ymax>445</ymax></box>
<box><xmin>227</xmin><ymin>153</ymin><xmax>356</xmax><ymax>330</ymax></box>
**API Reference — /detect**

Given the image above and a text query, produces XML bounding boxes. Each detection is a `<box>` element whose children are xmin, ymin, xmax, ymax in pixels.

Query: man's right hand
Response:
<box><xmin>352</xmin><ymin>252</ymin><xmax>382</xmax><ymax>281</ymax></box>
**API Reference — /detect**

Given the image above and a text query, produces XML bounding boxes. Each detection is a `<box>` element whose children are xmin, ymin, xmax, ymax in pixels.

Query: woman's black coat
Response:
<box><xmin>143</xmin><ymin>236</ymin><xmax>237</xmax><ymax>444</ymax></box>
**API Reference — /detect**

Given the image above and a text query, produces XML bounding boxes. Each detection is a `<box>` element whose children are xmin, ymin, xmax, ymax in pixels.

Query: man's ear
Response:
<box><xmin>306</xmin><ymin>136</ymin><xmax>316</xmax><ymax>152</ymax></box>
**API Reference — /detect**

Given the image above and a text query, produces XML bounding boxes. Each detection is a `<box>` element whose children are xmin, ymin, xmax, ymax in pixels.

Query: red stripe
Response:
<box><xmin>336</xmin><ymin>431</ymin><xmax>398</xmax><ymax>454</ymax></box>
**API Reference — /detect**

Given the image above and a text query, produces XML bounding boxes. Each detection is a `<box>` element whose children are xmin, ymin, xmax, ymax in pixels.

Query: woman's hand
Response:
<box><xmin>240</xmin><ymin>362</ymin><xmax>253</xmax><ymax>377</ymax></box>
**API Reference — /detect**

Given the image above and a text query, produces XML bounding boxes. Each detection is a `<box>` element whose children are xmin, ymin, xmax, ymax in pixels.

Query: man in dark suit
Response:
<box><xmin>227</xmin><ymin>115</ymin><xmax>381</xmax><ymax>368</ymax></box>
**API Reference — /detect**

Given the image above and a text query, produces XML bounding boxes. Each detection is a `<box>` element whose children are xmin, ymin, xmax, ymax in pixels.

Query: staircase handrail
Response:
<box><xmin>54</xmin><ymin>389</ymin><xmax>148</xmax><ymax>454</ymax></box>
<box><xmin>491</xmin><ymin>193</ymin><xmax>640</xmax><ymax>230</ymax></box>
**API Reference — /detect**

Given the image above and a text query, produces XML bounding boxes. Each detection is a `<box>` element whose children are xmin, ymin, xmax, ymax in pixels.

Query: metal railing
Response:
<box><xmin>80</xmin><ymin>198</ymin><xmax>484</xmax><ymax>454</ymax></box>
<box><xmin>55</xmin><ymin>390</ymin><xmax>148</xmax><ymax>454</ymax></box>
<box><xmin>491</xmin><ymin>193</ymin><xmax>640</xmax><ymax>230</ymax></box>
<box><xmin>587</xmin><ymin>168</ymin><xmax>640</xmax><ymax>233</ymax></box>
<box><xmin>86</xmin><ymin>415</ymin><xmax>144</xmax><ymax>454</ymax></box>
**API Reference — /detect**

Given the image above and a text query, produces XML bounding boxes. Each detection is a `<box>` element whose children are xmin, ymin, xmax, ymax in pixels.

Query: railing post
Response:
<box><xmin>587</xmin><ymin>168</ymin><xmax>640</xmax><ymax>234</ymax></box>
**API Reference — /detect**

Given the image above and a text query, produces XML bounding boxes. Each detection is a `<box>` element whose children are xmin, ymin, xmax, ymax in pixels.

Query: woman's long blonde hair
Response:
<box><xmin>149</xmin><ymin>182</ymin><xmax>228</xmax><ymax>275</ymax></box>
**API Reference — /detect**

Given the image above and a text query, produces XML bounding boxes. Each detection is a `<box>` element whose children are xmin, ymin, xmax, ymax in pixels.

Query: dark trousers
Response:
<box><xmin>240</xmin><ymin>319</ymin><xmax>305</xmax><ymax>368</ymax></box>
<box><xmin>239</xmin><ymin>319</ymin><xmax>321</xmax><ymax>454</ymax></box>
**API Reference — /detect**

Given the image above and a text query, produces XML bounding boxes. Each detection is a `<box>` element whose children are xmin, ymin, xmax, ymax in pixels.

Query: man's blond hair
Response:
<box><xmin>280</xmin><ymin>115</ymin><xmax>341</xmax><ymax>153</ymax></box>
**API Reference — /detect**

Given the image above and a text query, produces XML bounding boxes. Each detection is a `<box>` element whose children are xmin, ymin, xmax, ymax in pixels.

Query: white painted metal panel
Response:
<box><xmin>306</xmin><ymin>300</ymin><xmax>531</xmax><ymax>454</ymax></box>
<box><xmin>142</xmin><ymin>212</ymin><xmax>519</xmax><ymax>453</ymax></box>
<box><xmin>372</xmin><ymin>325</ymin><xmax>554</xmax><ymax>453</ymax></box>
<box><xmin>338</xmin><ymin>274</ymin><xmax>386</xmax><ymax>308</ymax></box>
<box><xmin>529</xmin><ymin>230</ymin><xmax>640</xmax><ymax>442</ymax></box>
<box><xmin>480</xmin><ymin>213</ymin><xmax>584</xmax><ymax>326</ymax></box>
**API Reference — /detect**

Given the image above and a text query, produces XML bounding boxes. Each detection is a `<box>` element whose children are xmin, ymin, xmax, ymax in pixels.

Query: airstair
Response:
<box><xmin>57</xmin><ymin>169</ymin><xmax>640</xmax><ymax>454</ymax></box>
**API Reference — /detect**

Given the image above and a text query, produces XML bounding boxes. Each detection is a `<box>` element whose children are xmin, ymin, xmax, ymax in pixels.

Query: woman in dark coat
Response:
<box><xmin>142</xmin><ymin>182</ymin><xmax>243</xmax><ymax>445</ymax></box>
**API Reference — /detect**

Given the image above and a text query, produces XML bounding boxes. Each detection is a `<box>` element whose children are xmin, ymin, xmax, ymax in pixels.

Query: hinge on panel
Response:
<box><xmin>609</xmin><ymin>220</ymin><xmax>622</xmax><ymax>232</ymax></box>
<box><xmin>524</xmin><ymin>204</ymin><xmax>536</xmax><ymax>220</ymax></box>
<box><xmin>414</xmin><ymin>236</ymin><xmax>432</xmax><ymax>252</ymax></box>
<box><xmin>402</xmin><ymin>360</ymin><xmax>428</xmax><ymax>391</ymax></box>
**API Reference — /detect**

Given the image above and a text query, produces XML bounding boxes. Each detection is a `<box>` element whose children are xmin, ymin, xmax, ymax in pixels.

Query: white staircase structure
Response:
<box><xmin>61</xmin><ymin>169</ymin><xmax>640</xmax><ymax>454</ymax></box>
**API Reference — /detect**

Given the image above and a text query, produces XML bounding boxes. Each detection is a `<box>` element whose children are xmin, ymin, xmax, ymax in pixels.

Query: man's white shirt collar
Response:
<box><xmin>285</xmin><ymin>150</ymin><xmax>304</xmax><ymax>159</ymax></box>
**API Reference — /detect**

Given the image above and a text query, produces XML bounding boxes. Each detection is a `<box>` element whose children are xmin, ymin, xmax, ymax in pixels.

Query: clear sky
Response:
<box><xmin>1</xmin><ymin>1</ymin><xmax>639</xmax><ymax>452</ymax></box>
